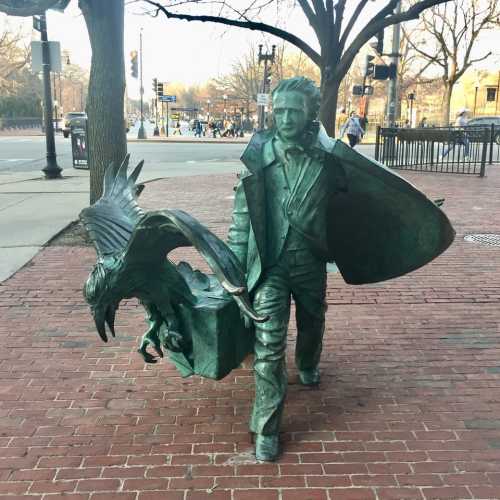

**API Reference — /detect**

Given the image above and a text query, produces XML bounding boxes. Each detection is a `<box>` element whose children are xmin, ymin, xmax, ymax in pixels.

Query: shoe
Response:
<box><xmin>299</xmin><ymin>368</ymin><xmax>321</xmax><ymax>386</ymax></box>
<box><xmin>255</xmin><ymin>433</ymin><xmax>280</xmax><ymax>461</ymax></box>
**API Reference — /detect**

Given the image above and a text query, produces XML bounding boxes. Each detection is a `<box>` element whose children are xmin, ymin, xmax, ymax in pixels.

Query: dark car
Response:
<box><xmin>467</xmin><ymin>116</ymin><xmax>500</xmax><ymax>144</ymax></box>
<box><xmin>62</xmin><ymin>112</ymin><xmax>87</xmax><ymax>138</ymax></box>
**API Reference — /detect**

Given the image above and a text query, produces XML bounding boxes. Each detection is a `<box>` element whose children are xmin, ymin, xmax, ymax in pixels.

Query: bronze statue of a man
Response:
<box><xmin>228</xmin><ymin>77</ymin><xmax>342</xmax><ymax>461</ymax></box>
<box><xmin>79</xmin><ymin>77</ymin><xmax>454</xmax><ymax>464</ymax></box>
<box><xmin>227</xmin><ymin>76</ymin><xmax>454</xmax><ymax>461</ymax></box>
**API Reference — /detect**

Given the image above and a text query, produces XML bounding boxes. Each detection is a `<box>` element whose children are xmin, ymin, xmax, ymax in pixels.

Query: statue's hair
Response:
<box><xmin>272</xmin><ymin>77</ymin><xmax>321</xmax><ymax>121</ymax></box>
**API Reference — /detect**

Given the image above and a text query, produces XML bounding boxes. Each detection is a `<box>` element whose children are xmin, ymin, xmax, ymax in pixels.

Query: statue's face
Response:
<box><xmin>273</xmin><ymin>91</ymin><xmax>309</xmax><ymax>141</ymax></box>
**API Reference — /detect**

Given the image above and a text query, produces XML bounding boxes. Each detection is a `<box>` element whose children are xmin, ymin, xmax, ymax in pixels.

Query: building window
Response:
<box><xmin>486</xmin><ymin>88</ymin><xmax>497</xmax><ymax>102</ymax></box>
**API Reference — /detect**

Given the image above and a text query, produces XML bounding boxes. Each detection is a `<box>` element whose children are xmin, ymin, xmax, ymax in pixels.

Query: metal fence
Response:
<box><xmin>375</xmin><ymin>124</ymin><xmax>500</xmax><ymax>177</ymax></box>
<box><xmin>0</xmin><ymin>116</ymin><xmax>42</xmax><ymax>131</ymax></box>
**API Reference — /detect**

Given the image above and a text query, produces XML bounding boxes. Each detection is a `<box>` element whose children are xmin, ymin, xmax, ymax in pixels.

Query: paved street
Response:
<box><xmin>1</xmin><ymin>166</ymin><xmax>500</xmax><ymax>499</ymax></box>
<box><xmin>0</xmin><ymin>135</ymin><xmax>245</xmax><ymax>176</ymax></box>
<box><xmin>0</xmin><ymin>134</ymin><xmax>376</xmax><ymax>176</ymax></box>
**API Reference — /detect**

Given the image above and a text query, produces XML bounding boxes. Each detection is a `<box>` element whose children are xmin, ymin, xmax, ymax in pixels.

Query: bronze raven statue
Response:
<box><xmin>80</xmin><ymin>156</ymin><xmax>266</xmax><ymax>378</ymax></box>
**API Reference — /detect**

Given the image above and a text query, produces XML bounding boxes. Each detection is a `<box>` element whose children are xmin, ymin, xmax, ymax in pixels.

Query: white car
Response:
<box><xmin>62</xmin><ymin>112</ymin><xmax>87</xmax><ymax>138</ymax></box>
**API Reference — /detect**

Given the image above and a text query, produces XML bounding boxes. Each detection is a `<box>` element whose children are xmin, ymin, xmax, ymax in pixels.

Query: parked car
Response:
<box><xmin>62</xmin><ymin>112</ymin><xmax>87</xmax><ymax>138</ymax></box>
<box><xmin>467</xmin><ymin>116</ymin><xmax>500</xmax><ymax>144</ymax></box>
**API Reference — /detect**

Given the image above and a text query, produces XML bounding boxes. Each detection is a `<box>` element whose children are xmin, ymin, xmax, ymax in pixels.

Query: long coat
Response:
<box><xmin>227</xmin><ymin>124</ymin><xmax>455</xmax><ymax>290</ymax></box>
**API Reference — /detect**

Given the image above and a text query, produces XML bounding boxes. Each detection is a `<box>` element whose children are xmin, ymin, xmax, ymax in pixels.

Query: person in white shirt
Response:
<box><xmin>340</xmin><ymin>111</ymin><xmax>365</xmax><ymax>148</ymax></box>
<box><xmin>442</xmin><ymin>110</ymin><xmax>470</xmax><ymax>158</ymax></box>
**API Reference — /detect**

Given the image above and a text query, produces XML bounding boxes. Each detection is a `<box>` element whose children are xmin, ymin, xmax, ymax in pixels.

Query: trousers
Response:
<box><xmin>249</xmin><ymin>244</ymin><xmax>327</xmax><ymax>435</ymax></box>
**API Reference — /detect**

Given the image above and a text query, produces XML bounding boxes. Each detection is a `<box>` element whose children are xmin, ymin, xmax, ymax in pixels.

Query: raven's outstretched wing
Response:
<box><xmin>80</xmin><ymin>156</ymin><xmax>266</xmax><ymax>326</ymax></box>
<box><xmin>123</xmin><ymin>210</ymin><xmax>267</xmax><ymax>323</ymax></box>
<box><xmin>79</xmin><ymin>154</ymin><xmax>145</xmax><ymax>258</ymax></box>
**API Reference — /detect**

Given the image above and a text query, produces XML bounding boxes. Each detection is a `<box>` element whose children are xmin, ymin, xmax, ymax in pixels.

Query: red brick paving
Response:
<box><xmin>1</xmin><ymin>165</ymin><xmax>500</xmax><ymax>499</ymax></box>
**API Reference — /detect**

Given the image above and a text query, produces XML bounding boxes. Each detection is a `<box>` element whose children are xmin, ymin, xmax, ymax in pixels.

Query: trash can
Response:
<box><xmin>70</xmin><ymin>118</ymin><xmax>88</xmax><ymax>169</ymax></box>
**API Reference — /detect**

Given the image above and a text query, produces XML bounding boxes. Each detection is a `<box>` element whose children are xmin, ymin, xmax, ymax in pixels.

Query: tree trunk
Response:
<box><xmin>441</xmin><ymin>81</ymin><xmax>453</xmax><ymax>126</ymax></box>
<box><xmin>319</xmin><ymin>78</ymin><xmax>340</xmax><ymax>138</ymax></box>
<box><xmin>81</xmin><ymin>0</ymin><xmax>126</xmax><ymax>204</ymax></box>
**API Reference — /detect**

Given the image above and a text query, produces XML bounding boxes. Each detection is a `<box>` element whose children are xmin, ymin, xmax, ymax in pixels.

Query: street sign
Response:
<box><xmin>171</xmin><ymin>107</ymin><xmax>199</xmax><ymax>112</ymax></box>
<box><xmin>352</xmin><ymin>85</ymin><xmax>374</xmax><ymax>96</ymax></box>
<box><xmin>32</xmin><ymin>16</ymin><xmax>42</xmax><ymax>32</ymax></box>
<box><xmin>159</xmin><ymin>95</ymin><xmax>176</xmax><ymax>102</ymax></box>
<box><xmin>256</xmin><ymin>93</ymin><xmax>269</xmax><ymax>106</ymax></box>
<box><xmin>31</xmin><ymin>41</ymin><xmax>61</xmax><ymax>73</ymax></box>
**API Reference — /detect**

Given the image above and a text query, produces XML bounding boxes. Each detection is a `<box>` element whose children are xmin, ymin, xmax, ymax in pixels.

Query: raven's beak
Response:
<box><xmin>105</xmin><ymin>305</ymin><xmax>117</xmax><ymax>338</ymax></box>
<box><xmin>93</xmin><ymin>308</ymin><xmax>108</xmax><ymax>343</ymax></box>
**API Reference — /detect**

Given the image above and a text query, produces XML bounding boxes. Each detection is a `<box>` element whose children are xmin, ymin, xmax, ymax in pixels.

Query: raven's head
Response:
<box><xmin>83</xmin><ymin>258</ymin><xmax>122</xmax><ymax>342</ymax></box>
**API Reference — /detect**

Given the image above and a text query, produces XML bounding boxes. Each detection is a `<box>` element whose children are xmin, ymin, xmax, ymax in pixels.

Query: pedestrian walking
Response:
<box><xmin>194</xmin><ymin>120</ymin><xmax>203</xmax><ymax>138</ymax></box>
<box><xmin>442</xmin><ymin>110</ymin><xmax>470</xmax><ymax>158</ymax></box>
<box><xmin>173</xmin><ymin>121</ymin><xmax>182</xmax><ymax>136</ymax></box>
<box><xmin>418</xmin><ymin>117</ymin><xmax>428</xmax><ymax>128</ymax></box>
<box><xmin>340</xmin><ymin>111</ymin><xmax>364</xmax><ymax>148</ymax></box>
<box><xmin>336</xmin><ymin>107</ymin><xmax>348</xmax><ymax>136</ymax></box>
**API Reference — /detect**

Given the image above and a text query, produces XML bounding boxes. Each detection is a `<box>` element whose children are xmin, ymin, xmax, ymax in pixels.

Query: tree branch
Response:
<box><xmin>339</xmin><ymin>0</ymin><xmax>369</xmax><ymax>52</ymax></box>
<box><xmin>297</xmin><ymin>0</ymin><xmax>321</xmax><ymax>37</ymax></box>
<box><xmin>144</xmin><ymin>0</ymin><xmax>322</xmax><ymax>66</ymax></box>
<box><xmin>0</xmin><ymin>0</ymin><xmax>63</xmax><ymax>16</ymax></box>
<box><xmin>336</xmin><ymin>0</ymin><xmax>451</xmax><ymax>78</ymax></box>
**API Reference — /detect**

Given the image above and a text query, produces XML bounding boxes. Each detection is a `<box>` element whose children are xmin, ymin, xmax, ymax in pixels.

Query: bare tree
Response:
<box><xmin>407</xmin><ymin>0</ymin><xmax>500</xmax><ymax>124</ymax></box>
<box><xmin>213</xmin><ymin>46</ymin><xmax>262</xmax><ymax>106</ymax></box>
<box><xmin>144</xmin><ymin>0</ymin><xmax>452</xmax><ymax>136</ymax></box>
<box><xmin>0</xmin><ymin>26</ymin><xmax>30</xmax><ymax>95</ymax></box>
<box><xmin>0</xmin><ymin>0</ymin><xmax>127</xmax><ymax>204</ymax></box>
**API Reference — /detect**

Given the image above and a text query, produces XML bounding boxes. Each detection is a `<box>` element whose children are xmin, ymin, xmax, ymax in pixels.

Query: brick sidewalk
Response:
<box><xmin>1</xmin><ymin>166</ymin><xmax>500</xmax><ymax>499</ymax></box>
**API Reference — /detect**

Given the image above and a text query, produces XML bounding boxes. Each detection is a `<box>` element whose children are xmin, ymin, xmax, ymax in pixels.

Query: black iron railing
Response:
<box><xmin>0</xmin><ymin>117</ymin><xmax>43</xmax><ymax>131</ymax></box>
<box><xmin>375</xmin><ymin>124</ymin><xmax>500</xmax><ymax>177</ymax></box>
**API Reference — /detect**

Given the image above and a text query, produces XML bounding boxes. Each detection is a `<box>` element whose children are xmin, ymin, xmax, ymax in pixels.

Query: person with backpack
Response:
<box><xmin>339</xmin><ymin>111</ymin><xmax>365</xmax><ymax>148</ymax></box>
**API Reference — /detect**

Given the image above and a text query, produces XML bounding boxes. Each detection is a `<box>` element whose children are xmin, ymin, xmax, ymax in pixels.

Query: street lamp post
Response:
<box><xmin>223</xmin><ymin>94</ymin><xmax>227</xmax><ymax>122</ymax></box>
<box><xmin>473</xmin><ymin>79</ymin><xmax>480</xmax><ymax>117</ymax></box>
<box><xmin>386</xmin><ymin>0</ymin><xmax>401</xmax><ymax>126</ymax></box>
<box><xmin>39</xmin><ymin>13</ymin><xmax>62</xmax><ymax>179</ymax></box>
<box><xmin>257</xmin><ymin>44</ymin><xmax>276</xmax><ymax>130</ymax></box>
<box><xmin>207</xmin><ymin>99</ymin><xmax>211</xmax><ymax>123</ymax></box>
<box><xmin>137</xmin><ymin>29</ymin><xmax>147</xmax><ymax>140</ymax></box>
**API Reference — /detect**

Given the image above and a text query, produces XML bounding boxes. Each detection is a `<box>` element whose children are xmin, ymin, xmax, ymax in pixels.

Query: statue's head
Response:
<box><xmin>84</xmin><ymin>258</ymin><xmax>120</xmax><ymax>343</ymax></box>
<box><xmin>272</xmin><ymin>76</ymin><xmax>321</xmax><ymax>142</ymax></box>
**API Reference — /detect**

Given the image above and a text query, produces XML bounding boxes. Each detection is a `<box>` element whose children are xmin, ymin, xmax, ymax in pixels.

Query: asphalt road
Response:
<box><xmin>0</xmin><ymin>132</ymin><xmax>376</xmax><ymax>177</ymax></box>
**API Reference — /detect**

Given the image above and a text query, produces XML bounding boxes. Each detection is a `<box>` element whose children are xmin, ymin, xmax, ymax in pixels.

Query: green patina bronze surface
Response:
<box><xmin>80</xmin><ymin>156</ymin><xmax>265</xmax><ymax>380</ymax></box>
<box><xmin>80</xmin><ymin>76</ymin><xmax>454</xmax><ymax>463</ymax></box>
<box><xmin>227</xmin><ymin>76</ymin><xmax>455</xmax><ymax>460</ymax></box>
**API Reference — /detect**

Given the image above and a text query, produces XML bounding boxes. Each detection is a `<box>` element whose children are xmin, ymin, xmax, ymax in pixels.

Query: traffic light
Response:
<box><xmin>353</xmin><ymin>85</ymin><xmax>363</xmax><ymax>96</ymax></box>
<box><xmin>264</xmin><ymin>68</ymin><xmax>272</xmax><ymax>91</ymax></box>
<box><xmin>375</xmin><ymin>30</ymin><xmax>384</xmax><ymax>55</ymax></box>
<box><xmin>152</xmin><ymin>78</ymin><xmax>157</xmax><ymax>94</ymax></box>
<box><xmin>372</xmin><ymin>63</ymin><xmax>397</xmax><ymax>80</ymax></box>
<box><xmin>130</xmin><ymin>50</ymin><xmax>138</xmax><ymax>78</ymax></box>
<box><xmin>157</xmin><ymin>82</ymin><xmax>164</xmax><ymax>96</ymax></box>
<box><xmin>363</xmin><ymin>54</ymin><xmax>375</xmax><ymax>77</ymax></box>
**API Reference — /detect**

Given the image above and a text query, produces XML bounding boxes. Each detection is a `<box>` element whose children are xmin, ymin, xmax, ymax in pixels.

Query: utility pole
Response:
<box><xmin>137</xmin><ymin>29</ymin><xmax>147</xmax><ymax>139</ymax></box>
<box><xmin>258</xmin><ymin>44</ymin><xmax>276</xmax><ymax>130</ymax></box>
<box><xmin>386</xmin><ymin>1</ymin><xmax>401</xmax><ymax>126</ymax></box>
<box><xmin>39</xmin><ymin>13</ymin><xmax>62</xmax><ymax>179</ymax></box>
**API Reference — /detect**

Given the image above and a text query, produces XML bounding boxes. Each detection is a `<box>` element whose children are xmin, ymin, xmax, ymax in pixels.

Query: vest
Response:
<box><xmin>263</xmin><ymin>139</ymin><xmax>328</xmax><ymax>267</ymax></box>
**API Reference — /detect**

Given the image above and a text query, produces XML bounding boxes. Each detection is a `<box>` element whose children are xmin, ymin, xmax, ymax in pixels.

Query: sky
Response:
<box><xmin>1</xmin><ymin>0</ymin><xmax>499</xmax><ymax>102</ymax></box>
<box><xmin>0</xmin><ymin>0</ymin><xmax>319</xmax><ymax>100</ymax></box>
